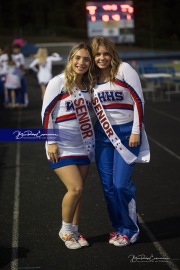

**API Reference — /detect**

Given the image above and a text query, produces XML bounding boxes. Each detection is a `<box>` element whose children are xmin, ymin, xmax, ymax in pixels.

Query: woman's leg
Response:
<box><xmin>112</xmin><ymin>123</ymin><xmax>140</xmax><ymax>243</ymax></box>
<box><xmin>54</xmin><ymin>164</ymin><xmax>85</xmax><ymax>223</ymax></box>
<box><xmin>95</xmin><ymin>140</ymin><xmax>122</xmax><ymax>230</ymax></box>
<box><xmin>4</xmin><ymin>87</ymin><xmax>9</xmax><ymax>104</ymax></box>
<box><xmin>72</xmin><ymin>164</ymin><xmax>89</xmax><ymax>225</ymax></box>
<box><xmin>113</xmin><ymin>150</ymin><xmax>139</xmax><ymax>242</ymax></box>
<box><xmin>10</xmin><ymin>89</ymin><xmax>16</xmax><ymax>106</ymax></box>
<box><xmin>54</xmin><ymin>164</ymin><xmax>89</xmax><ymax>249</ymax></box>
<box><xmin>70</xmin><ymin>165</ymin><xmax>90</xmax><ymax>247</ymax></box>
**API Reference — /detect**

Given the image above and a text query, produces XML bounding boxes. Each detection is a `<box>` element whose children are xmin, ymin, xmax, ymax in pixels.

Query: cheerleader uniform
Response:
<box><xmin>29</xmin><ymin>53</ymin><xmax>62</xmax><ymax>85</ymax></box>
<box><xmin>41</xmin><ymin>74</ymin><xmax>94</xmax><ymax>169</ymax></box>
<box><xmin>93</xmin><ymin>62</ymin><xmax>150</xmax><ymax>243</ymax></box>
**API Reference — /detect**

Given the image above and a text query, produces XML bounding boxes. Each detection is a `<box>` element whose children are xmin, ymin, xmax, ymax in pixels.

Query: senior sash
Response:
<box><xmin>92</xmin><ymin>91</ymin><xmax>150</xmax><ymax>164</ymax></box>
<box><xmin>71</xmin><ymin>87</ymin><xmax>95</xmax><ymax>162</ymax></box>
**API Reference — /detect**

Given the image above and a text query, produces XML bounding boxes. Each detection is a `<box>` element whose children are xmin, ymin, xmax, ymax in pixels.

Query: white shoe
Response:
<box><xmin>74</xmin><ymin>232</ymin><xmax>89</xmax><ymax>247</ymax></box>
<box><xmin>113</xmin><ymin>235</ymin><xmax>130</xmax><ymax>247</ymax></box>
<box><xmin>109</xmin><ymin>232</ymin><xmax>120</xmax><ymax>244</ymax></box>
<box><xmin>59</xmin><ymin>230</ymin><xmax>81</xmax><ymax>249</ymax></box>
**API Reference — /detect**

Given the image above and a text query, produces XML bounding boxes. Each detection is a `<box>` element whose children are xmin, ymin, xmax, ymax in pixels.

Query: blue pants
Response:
<box><xmin>95</xmin><ymin>121</ymin><xmax>140</xmax><ymax>242</ymax></box>
<box><xmin>16</xmin><ymin>75</ymin><xmax>28</xmax><ymax>106</ymax></box>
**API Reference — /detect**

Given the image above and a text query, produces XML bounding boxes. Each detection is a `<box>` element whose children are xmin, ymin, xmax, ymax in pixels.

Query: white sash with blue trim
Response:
<box><xmin>92</xmin><ymin>91</ymin><xmax>150</xmax><ymax>164</ymax></box>
<box><xmin>72</xmin><ymin>87</ymin><xmax>95</xmax><ymax>162</ymax></box>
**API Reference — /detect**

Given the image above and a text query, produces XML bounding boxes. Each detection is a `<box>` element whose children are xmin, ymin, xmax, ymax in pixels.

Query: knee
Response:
<box><xmin>115</xmin><ymin>182</ymin><xmax>136</xmax><ymax>196</ymax></box>
<box><xmin>70</xmin><ymin>185</ymin><xmax>83</xmax><ymax>198</ymax></box>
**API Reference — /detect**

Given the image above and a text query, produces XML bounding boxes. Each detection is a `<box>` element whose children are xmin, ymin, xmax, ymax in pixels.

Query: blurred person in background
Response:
<box><xmin>29</xmin><ymin>48</ymin><xmax>62</xmax><ymax>100</ymax></box>
<box><xmin>4</xmin><ymin>46</ymin><xmax>22</xmax><ymax>108</ymax></box>
<box><xmin>0</xmin><ymin>45</ymin><xmax>8</xmax><ymax>107</ymax></box>
<box><xmin>41</xmin><ymin>43</ymin><xmax>95</xmax><ymax>250</ymax></box>
<box><xmin>12</xmin><ymin>43</ymin><xmax>28</xmax><ymax>107</ymax></box>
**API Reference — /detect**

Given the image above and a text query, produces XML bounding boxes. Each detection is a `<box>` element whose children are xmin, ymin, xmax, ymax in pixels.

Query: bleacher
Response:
<box><xmin>137</xmin><ymin>64</ymin><xmax>180</xmax><ymax>102</ymax></box>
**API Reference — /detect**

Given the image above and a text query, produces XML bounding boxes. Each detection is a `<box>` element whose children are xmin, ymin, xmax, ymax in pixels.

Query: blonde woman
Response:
<box><xmin>41</xmin><ymin>43</ymin><xmax>95</xmax><ymax>249</ymax></box>
<box><xmin>30</xmin><ymin>48</ymin><xmax>62</xmax><ymax>99</ymax></box>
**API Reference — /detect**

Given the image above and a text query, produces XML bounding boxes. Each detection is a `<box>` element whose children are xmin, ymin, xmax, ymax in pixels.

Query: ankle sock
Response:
<box><xmin>72</xmin><ymin>224</ymin><xmax>78</xmax><ymax>233</ymax></box>
<box><xmin>61</xmin><ymin>220</ymin><xmax>72</xmax><ymax>233</ymax></box>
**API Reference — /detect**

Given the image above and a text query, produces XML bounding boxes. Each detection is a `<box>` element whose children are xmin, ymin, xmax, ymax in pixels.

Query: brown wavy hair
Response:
<box><xmin>91</xmin><ymin>36</ymin><xmax>122</xmax><ymax>83</ymax></box>
<box><xmin>63</xmin><ymin>43</ymin><xmax>95</xmax><ymax>94</ymax></box>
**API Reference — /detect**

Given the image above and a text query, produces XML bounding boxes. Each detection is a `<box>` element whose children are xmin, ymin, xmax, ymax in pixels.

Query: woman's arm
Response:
<box><xmin>47</xmin><ymin>143</ymin><xmax>60</xmax><ymax>163</ymax></box>
<box><xmin>120</xmin><ymin>62</ymin><xmax>144</xmax><ymax>147</ymax></box>
<box><xmin>29</xmin><ymin>59</ymin><xmax>39</xmax><ymax>73</ymax></box>
<box><xmin>48</xmin><ymin>53</ymin><xmax>62</xmax><ymax>62</ymax></box>
<box><xmin>41</xmin><ymin>75</ymin><xmax>63</xmax><ymax>144</ymax></box>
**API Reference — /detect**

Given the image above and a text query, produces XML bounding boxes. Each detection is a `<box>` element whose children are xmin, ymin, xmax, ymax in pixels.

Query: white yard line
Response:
<box><xmin>138</xmin><ymin>214</ymin><xmax>179</xmax><ymax>270</ymax></box>
<box><xmin>11</xmin><ymin>110</ymin><xmax>21</xmax><ymax>270</ymax></box>
<box><xmin>18</xmin><ymin>266</ymin><xmax>41</xmax><ymax>270</ymax></box>
<box><xmin>137</xmin><ymin>135</ymin><xmax>180</xmax><ymax>270</ymax></box>
<box><xmin>149</xmin><ymin>136</ymin><xmax>180</xmax><ymax>161</ymax></box>
<box><xmin>9</xmin><ymin>107</ymin><xmax>180</xmax><ymax>270</ymax></box>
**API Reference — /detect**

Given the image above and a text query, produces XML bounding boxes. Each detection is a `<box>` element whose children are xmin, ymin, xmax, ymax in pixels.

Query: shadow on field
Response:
<box><xmin>139</xmin><ymin>216</ymin><xmax>180</xmax><ymax>243</ymax></box>
<box><xmin>0</xmin><ymin>246</ymin><xmax>30</xmax><ymax>268</ymax></box>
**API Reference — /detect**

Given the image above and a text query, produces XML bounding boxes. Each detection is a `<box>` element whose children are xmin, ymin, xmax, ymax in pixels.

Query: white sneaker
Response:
<box><xmin>59</xmin><ymin>230</ymin><xmax>81</xmax><ymax>249</ymax></box>
<box><xmin>113</xmin><ymin>235</ymin><xmax>130</xmax><ymax>247</ymax></box>
<box><xmin>109</xmin><ymin>232</ymin><xmax>120</xmax><ymax>244</ymax></box>
<box><xmin>74</xmin><ymin>232</ymin><xmax>89</xmax><ymax>247</ymax></box>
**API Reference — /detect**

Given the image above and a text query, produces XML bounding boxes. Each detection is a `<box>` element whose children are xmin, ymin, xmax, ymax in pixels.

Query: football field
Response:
<box><xmin>0</xmin><ymin>69</ymin><xmax>180</xmax><ymax>270</ymax></box>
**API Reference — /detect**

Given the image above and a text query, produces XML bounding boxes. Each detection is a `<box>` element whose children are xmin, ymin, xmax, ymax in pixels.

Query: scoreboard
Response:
<box><xmin>86</xmin><ymin>1</ymin><xmax>135</xmax><ymax>43</ymax></box>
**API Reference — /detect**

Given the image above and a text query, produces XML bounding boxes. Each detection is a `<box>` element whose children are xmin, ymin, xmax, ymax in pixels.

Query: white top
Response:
<box><xmin>29</xmin><ymin>53</ymin><xmax>62</xmax><ymax>84</ymax></box>
<box><xmin>41</xmin><ymin>74</ymin><xmax>93</xmax><ymax>159</ymax></box>
<box><xmin>12</xmin><ymin>53</ymin><xmax>25</xmax><ymax>67</ymax></box>
<box><xmin>0</xmin><ymin>53</ymin><xmax>8</xmax><ymax>76</ymax></box>
<box><xmin>93</xmin><ymin>62</ymin><xmax>145</xmax><ymax>134</ymax></box>
<box><xmin>4</xmin><ymin>65</ymin><xmax>22</xmax><ymax>89</ymax></box>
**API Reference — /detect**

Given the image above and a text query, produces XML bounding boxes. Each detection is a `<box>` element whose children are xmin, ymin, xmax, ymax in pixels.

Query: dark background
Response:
<box><xmin>0</xmin><ymin>0</ymin><xmax>180</xmax><ymax>50</ymax></box>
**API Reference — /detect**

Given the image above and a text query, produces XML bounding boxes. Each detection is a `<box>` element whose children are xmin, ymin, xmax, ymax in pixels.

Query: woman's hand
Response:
<box><xmin>48</xmin><ymin>143</ymin><xmax>60</xmax><ymax>163</ymax></box>
<box><xmin>129</xmin><ymin>133</ymin><xmax>140</xmax><ymax>147</ymax></box>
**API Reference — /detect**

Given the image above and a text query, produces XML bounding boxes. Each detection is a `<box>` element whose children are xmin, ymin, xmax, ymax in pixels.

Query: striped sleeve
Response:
<box><xmin>41</xmin><ymin>75</ymin><xmax>63</xmax><ymax>143</ymax></box>
<box><xmin>119</xmin><ymin>62</ymin><xmax>144</xmax><ymax>134</ymax></box>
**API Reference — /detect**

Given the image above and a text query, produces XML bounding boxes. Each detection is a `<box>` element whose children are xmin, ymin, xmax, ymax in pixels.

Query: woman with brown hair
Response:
<box><xmin>91</xmin><ymin>36</ymin><xmax>150</xmax><ymax>247</ymax></box>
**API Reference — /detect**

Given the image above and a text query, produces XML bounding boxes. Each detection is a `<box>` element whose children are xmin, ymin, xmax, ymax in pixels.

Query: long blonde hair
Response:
<box><xmin>91</xmin><ymin>36</ymin><xmax>122</xmax><ymax>82</ymax></box>
<box><xmin>64</xmin><ymin>43</ymin><xmax>94</xmax><ymax>94</ymax></box>
<box><xmin>35</xmin><ymin>48</ymin><xmax>48</xmax><ymax>65</ymax></box>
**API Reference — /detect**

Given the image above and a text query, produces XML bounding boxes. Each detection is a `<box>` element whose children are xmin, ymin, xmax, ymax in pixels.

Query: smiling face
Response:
<box><xmin>94</xmin><ymin>45</ymin><xmax>112</xmax><ymax>72</ymax></box>
<box><xmin>71</xmin><ymin>48</ymin><xmax>91</xmax><ymax>76</ymax></box>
